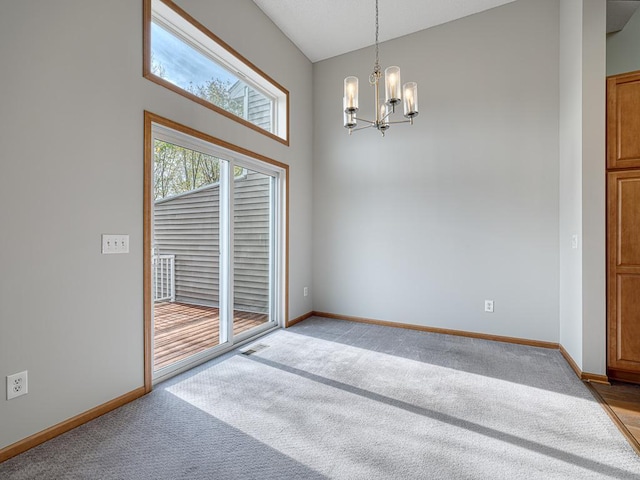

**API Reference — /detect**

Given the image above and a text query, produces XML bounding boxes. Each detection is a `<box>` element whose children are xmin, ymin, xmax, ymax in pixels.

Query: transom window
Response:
<box><xmin>144</xmin><ymin>0</ymin><xmax>289</xmax><ymax>145</ymax></box>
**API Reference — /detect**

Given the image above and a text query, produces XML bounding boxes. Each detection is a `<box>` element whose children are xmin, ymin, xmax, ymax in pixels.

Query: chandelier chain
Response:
<box><xmin>374</xmin><ymin>0</ymin><xmax>380</xmax><ymax>75</ymax></box>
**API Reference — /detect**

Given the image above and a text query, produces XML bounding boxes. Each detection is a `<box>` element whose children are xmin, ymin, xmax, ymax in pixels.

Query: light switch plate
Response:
<box><xmin>102</xmin><ymin>234</ymin><xmax>129</xmax><ymax>254</ymax></box>
<box><xmin>571</xmin><ymin>234</ymin><xmax>578</xmax><ymax>249</ymax></box>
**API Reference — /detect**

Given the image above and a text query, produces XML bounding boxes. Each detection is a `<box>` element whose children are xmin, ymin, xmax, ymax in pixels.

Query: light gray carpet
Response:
<box><xmin>2</xmin><ymin>316</ymin><xmax>640</xmax><ymax>479</ymax></box>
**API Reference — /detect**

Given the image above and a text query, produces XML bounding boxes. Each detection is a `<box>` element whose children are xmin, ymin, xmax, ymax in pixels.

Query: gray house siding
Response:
<box><xmin>154</xmin><ymin>171</ymin><xmax>270</xmax><ymax>313</ymax></box>
<box><xmin>246</xmin><ymin>89</ymin><xmax>272</xmax><ymax>131</ymax></box>
<box><xmin>229</xmin><ymin>82</ymin><xmax>272</xmax><ymax>133</ymax></box>
<box><xmin>233</xmin><ymin>173</ymin><xmax>271</xmax><ymax>311</ymax></box>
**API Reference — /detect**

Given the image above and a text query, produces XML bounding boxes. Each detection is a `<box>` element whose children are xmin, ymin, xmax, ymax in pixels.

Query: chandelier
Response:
<box><xmin>343</xmin><ymin>0</ymin><xmax>419</xmax><ymax>136</ymax></box>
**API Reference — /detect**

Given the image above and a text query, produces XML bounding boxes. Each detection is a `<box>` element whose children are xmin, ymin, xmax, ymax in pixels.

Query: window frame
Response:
<box><xmin>143</xmin><ymin>0</ymin><xmax>290</xmax><ymax>146</ymax></box>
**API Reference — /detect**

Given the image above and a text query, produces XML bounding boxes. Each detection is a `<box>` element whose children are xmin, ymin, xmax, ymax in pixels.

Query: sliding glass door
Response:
<box><xmin>149</xmin><ymin>122</ymin><xmax>283</xmax><ymax>381</ymax></box>
<box><xmin>233</xmin><ymin>168</ymin><xmax>274</xmax><ymax>338</ymax></box>
<box><xmin>152</xmin><ymin>139</ymin><xmax>223</xmax><ymax>371</ymax></box>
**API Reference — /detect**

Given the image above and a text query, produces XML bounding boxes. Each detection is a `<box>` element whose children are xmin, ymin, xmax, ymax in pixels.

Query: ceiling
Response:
<box><xmin>608</xmin><ymin>0</ymin><xmax>640</xmax><ymax>34</ymax></box>
<box><xmin>252</xmin><ymin>0</ymin><xmax>519</xmax><ymax>63</ymax></box>
<box><xmin>252</xmin><ymin>0</ymin><xmax>640</xmax><ymax>63</ymax></box>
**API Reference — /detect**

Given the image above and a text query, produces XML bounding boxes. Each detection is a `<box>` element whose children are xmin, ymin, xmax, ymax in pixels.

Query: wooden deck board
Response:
<box><xmin>154</xmin><ymin>302</ymin><xmax>268</xmax><ymax>370</ymax></box>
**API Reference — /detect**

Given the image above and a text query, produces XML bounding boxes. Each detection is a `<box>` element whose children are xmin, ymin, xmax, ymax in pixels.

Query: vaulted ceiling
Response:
<box><xmin>252</xmin><ymin>0</ymin><xmax>640</xmax><ymax>63</ymax></box>
<box><xmin>252</xmin><ymin>0</ymin><xmax>519</xmax><ymax>62</ymax></box>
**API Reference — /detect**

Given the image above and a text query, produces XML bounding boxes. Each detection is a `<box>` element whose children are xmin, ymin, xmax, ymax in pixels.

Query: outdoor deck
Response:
<box><xmin>154</xmin><ymin>302</ymin><xmax>268</xmax><ymax>370</ymax></box>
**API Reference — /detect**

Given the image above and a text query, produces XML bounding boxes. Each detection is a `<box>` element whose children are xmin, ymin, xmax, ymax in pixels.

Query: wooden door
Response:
<box><xmin>607</xmin><ymin>72</ymin><xmax>640</xmax><ymax>170</ymax></box>
<box><xmin>608</xmin><ymin>170</ymin><xmax>640</xmax><ymax>382</ymax></box>
<box><xmin>607</xmin><ymin>70</ymin><xmax>640</xmax><ymax>383</ymax></box>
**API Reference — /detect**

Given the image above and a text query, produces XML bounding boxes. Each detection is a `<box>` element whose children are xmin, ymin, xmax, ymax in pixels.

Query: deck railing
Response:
<box><xmin>153</xmin><ymin>254</ymin><xmax>175</xmax><ymax>302</ymax></box>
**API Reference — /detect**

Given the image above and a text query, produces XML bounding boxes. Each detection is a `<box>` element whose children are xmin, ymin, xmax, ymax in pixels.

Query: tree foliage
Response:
<box><xmin>154</xmin><ymin>142</ymin><xmax>222</xmax><ymax>200</ymax></box>
<box><xmin>151</xmin><ymin>54</ymin><xmax>166</xmax><ymax>79</ymax></box>
<box><xmin>153</xmin><ymin>142</ymin><xmax>245</xmax><ymax>201</ymax></box>
<box><xmin>188</xmin><ymin>78</ymin><xmax>244</xmax><ymax>118</ymax></box>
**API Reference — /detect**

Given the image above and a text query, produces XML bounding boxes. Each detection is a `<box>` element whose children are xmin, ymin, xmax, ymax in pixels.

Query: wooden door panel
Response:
<box><xmin>608</xmin><ymin>169</ymin><xmax>640</xmax><ymax>377</ymax></box>
<box><xmin>617</xmin><ymin>176</ymin><xmax>640</xmax><ymax>266</ymax></box>
<box><xmin>618</xmin><ymin>83</ymin><xmax>640</xmax><ymax>164</ymax></box>
<box><xmin>617</xmin><ymin>274</ymin><xmax>640</xmax><ymax>365</ymax></box>
<box><xmin>608</xmin><ymin>73</ymin><xmax>640</xmax><ymax>169</ymax></box>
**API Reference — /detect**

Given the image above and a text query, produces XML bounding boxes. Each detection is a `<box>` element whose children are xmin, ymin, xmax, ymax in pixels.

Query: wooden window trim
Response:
<box><xmin>143</xmin><ymin>0</ymin><xmax>290</xmax><ymax>146</ymax></box>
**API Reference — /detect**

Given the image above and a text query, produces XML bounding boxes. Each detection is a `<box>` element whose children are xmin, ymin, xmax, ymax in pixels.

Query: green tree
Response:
<box><xmin>153</xmin><ymin>142</ymin><xmax>221</xmax><ymax>200</ymax></box>
<box><xmin>153</xmin><ymin>141</ymin><xmax>245</xmax><ymax>200</ymax></box>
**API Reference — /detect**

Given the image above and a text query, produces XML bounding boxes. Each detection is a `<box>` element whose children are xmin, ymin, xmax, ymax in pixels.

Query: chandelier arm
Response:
<box><xmin>380</xmin><ymin>110</ymin><xmax>394</xmax><ymax>122</ymax></box>
<box><xmin>352</xmin><ymin>116</ymin><xmax>376</xmax><ymax>124</ymax></box>
<box><xmin>349</xmin><ymin>124</ymin><xmax>377</xmax><ymax>133</ymax></box>
<box><xmin>386</xmin><ymin>119</ymin><xmax>413</xmax><ymax>125</ymax></box>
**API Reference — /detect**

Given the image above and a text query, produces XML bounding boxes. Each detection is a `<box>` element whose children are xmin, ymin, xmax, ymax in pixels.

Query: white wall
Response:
<box><xmin>558</xmin><ymin>0</ymin><xmax>606</xmax><ymax>375</ymax></box>
<box><xmin>607</xmin><ymin>6</ymin><xmax>640</xmax><ymax>75</ymax></box>
<box><xmin>559</xmin><ymin>0</ymin><xmax>585</xmax><ymax>370</ymax></box>
<box><xmin>580</xmin><ymin>0</ymin><xmax>606</xmax><ymax>375</ymax></box>
<box><xmin>0</xmin><ymin>0</ymin><xmax>313</xmax><ymax>450</ymax></box>
<box><xmin>313</xmin><ymin>0</ymin><xmax>561</xmax><ymax>342</ymax></box>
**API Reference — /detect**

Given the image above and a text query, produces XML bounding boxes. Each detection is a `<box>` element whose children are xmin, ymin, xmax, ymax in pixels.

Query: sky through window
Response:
<box><xmin>151</xmin><ymin>23</ymin><xmax>237</xmax><ymax>88</ymax></box>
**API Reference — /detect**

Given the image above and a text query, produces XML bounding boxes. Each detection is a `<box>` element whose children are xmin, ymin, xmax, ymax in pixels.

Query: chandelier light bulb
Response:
<box><xmin>403</xmin><ymin>82</ymin><xmax>419</xmax><ymax>119</ymax></box>
<box><xmin>379</xmin><ymin>104</ymin><xmax>390</xmax><ymax>131</ymax></box>
<box><xmin>344</xmin><ymin>76</ymin><xmax>359</xmax><ymax>113</ymax></box>
<box><xmin>385</xmin><ymin>66</ymin><xmax>401</xmax><ymax>105</ymax></box>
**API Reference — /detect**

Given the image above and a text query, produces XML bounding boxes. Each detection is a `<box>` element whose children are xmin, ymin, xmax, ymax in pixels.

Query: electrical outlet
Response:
<box><xmin>303</xmin><ymin>287</ymin><xmax>309</xmax><ymax>297</ymax></box>
<box><xmin>7</xmin><ymin>371</ymin><xmax>28</xmax><ymax>400</ymax></box>
<box><xmin>484</xmin><ymin>300</ymin><xmax>494</xmax><ymax>313</ymax></box>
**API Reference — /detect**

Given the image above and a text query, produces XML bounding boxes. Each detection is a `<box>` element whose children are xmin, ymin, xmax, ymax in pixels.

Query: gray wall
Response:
<box><xmin>607</xmin><ymin>5</ymin><xmax>640</xmax><ymax>75</ymax></box>
<box><xmin>313</xmin><ymin>0</ymin><xmax>561</xmax><ymax>342</ymax></box>
<box><xmin>0</xmin><ymin>0</ymin><xmax>313</xmax><ymax>451</ymax></box>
